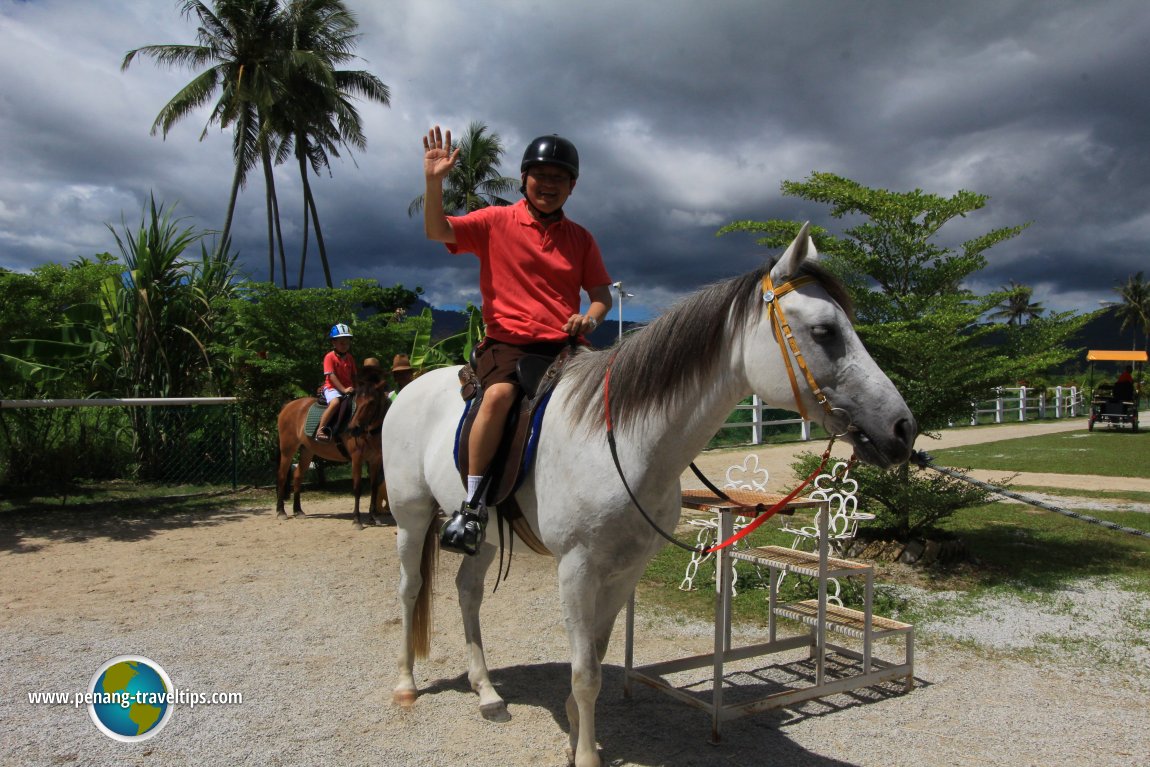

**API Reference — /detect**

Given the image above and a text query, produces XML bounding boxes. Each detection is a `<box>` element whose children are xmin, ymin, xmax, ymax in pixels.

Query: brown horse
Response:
<box><xmin>275</xmin><ymin>368</ymin><xmax>390</xmax><ymax>528</ymax></box>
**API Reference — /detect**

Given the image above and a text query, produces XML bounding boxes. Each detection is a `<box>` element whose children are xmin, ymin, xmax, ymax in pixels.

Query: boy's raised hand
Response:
<box><xmin>423</xmin><ymin>125</ymin><xmax>460</xmax><ymax>179</ymax></box>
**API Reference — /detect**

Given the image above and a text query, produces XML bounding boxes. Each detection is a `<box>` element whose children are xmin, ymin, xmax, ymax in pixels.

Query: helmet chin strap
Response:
<box><xmin>521</xmin><ymin>185</ymin><xmax>564</xmax><ymax>223</ymax></box>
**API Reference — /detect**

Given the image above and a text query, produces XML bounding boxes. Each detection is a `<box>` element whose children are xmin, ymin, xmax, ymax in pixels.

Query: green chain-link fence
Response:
<box><xmin>0</xmin><ymin>398</ymin><xmax>274</xmax><ymax>508</ymax></box>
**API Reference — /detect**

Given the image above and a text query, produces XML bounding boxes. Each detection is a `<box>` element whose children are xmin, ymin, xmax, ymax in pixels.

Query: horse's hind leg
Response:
<box><xmin>456</xmin><ymin>545</ymin><xmax>509</xmax><ymax>722</ymax></box>
<box><xmin>275</xmin><ymin>441</ymin><xmax>294</xmax><ymax>519</ymax></box>
<box><xmin>394</xmin><ymin>506</ymin><xmax>438</xmax><ymax>707</ymax></box>
<box><xmin>292</xmin><ymin>447</ymin><xmax>312</xmax><ymax>516</ymax></box>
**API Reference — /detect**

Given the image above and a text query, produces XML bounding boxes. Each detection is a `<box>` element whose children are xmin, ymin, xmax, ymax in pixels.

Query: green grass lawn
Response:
<box><xmin>928</xmin><ymin>429</ymin><xmax>1149</xmax><ymax>477</ymax></box>
<box><xmin>639</xmin><ymin>426</ymin><xmax>1150</xmax><ymax>634</ymax></box>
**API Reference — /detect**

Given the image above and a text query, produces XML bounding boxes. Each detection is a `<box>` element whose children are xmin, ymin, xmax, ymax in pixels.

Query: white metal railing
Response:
<box><xmin>717</xmin><ymin>394</ymin><xmax>812</xmax><ymax>445</ymax></box>
<box><xmin>0</xmin><ymin>397</ymin><xmax>238</xmax><ymax>409</ymax></box>
<box><xmin>720</xmin><ymin>387</ymin><xmax>1087</xmax><ymax>445</ymax></box>
<box><xmin>964</xmin><ymin>386</ymin><xmax>1083</xmax><ymax>426</ymax></box>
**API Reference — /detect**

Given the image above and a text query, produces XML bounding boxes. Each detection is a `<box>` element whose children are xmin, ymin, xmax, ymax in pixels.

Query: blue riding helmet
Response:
<box><xmin>330</xmin><ymin>323</ymin><xmax>353</xmax><ymax>339</ymax></box>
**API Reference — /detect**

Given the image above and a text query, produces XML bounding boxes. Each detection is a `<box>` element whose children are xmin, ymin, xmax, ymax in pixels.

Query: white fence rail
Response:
<box><xmin>964</xmin><ymin>386</ymin><xmax>1084</xmax><ymax>426</ymax></box>
<box><xmin>718</xmin><ymin>394</ymin><xmax>812</xmax><ymax>444</ymax></box>
<box><xmin>720</xmin><ymin>387</ymin><xmax>1087</xmax><ymax>446</ymax></box>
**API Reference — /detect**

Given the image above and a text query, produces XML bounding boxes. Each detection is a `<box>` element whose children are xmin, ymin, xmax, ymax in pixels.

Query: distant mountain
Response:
<box><xmin>407</xmin><ymin>298</ymin><xmax>470</xmax><ymax>340</ymax></box>
<box><xmin>1072</xmin><ymin>308</ymin><xmax>1143</xmax><ymax>355</ymax></box>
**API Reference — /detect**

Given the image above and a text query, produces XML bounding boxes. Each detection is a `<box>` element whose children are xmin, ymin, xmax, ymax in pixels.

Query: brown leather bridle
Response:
<box><xmin>760</xmin><ymin>272</ymin><xmax>834</xmax><ymax>422</ymax></box>
<box><xmin>604</xmin><ymin>271</ymin><xmax>847</xmax><ymax>555</ymax></box>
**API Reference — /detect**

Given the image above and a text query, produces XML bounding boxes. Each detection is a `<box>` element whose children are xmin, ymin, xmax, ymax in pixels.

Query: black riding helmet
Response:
<box><xmin>520</xmin><ymin>134</ymin><xmax>579</xmax><ymax>180</ymax></box>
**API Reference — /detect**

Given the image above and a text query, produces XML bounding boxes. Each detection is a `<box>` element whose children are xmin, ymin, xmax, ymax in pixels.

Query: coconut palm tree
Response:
<box><xmin>989</xmin><ymin>280</ymin><xmax>1045</xmax><ymax>325</ymax></box>
<box><xmin>272</xmin><ymin>0</ymin><xmax>391</xmax><ymax>288</ymax></box>
<box><xmin>1115</xmin><ymin>271</ymin><xmax>1150</xmax><ymax>351</ymax></box>
<box><xmin>408</xmin><ymin>121</ymin><xmax>518</xmax><ymax>216</ymax></box>
<box><xmin>122</xmin><ymin>0</ymin><xmax>288</xmax><ymax>271</ymax></box>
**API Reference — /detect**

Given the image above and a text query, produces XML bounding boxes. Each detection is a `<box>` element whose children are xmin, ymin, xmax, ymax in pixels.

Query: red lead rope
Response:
<box><xmin>604</xmin><ymin>349</ymin><xmax>837</xmax><ymax>557</ymax></box>
<box><xmin>702</xmin><ymin>443</ymin><xmax>833</xmax><ymax>554</ymax></box>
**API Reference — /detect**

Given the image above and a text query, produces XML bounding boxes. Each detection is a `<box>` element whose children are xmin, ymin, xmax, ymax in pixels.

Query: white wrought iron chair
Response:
<box><xmin>679</xmin><ymin>454</ymin><xmax>767</xmax><ymax>595</ymax></box>
<box><xmin>778</xmin><ymin>460</ymin><xmax>872</xmax><ymax>606</ymax></box>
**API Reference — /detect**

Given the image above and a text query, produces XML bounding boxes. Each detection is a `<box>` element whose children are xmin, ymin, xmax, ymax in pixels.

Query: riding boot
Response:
<box><xmin>440</xmin><ymin>501</ymin><xmax>488</xmax><ymax>555</ymax></box>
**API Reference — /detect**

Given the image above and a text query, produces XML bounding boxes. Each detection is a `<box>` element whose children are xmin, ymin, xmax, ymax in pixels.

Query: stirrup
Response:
<box><xmin>439</xmin><ymin>501</ymin><xmax>488</xmax><ymax>555</ymax></box>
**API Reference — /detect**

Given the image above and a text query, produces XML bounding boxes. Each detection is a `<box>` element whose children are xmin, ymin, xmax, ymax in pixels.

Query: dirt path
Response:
<box><xmin>3</xmin><ymin>417</ymin><xmax>1148</xmax><ymax>767</ymax></box>
<box><xmin>685</xmin><ymin>415</ymin><xmax>1150</xmax><ymax>493</ymax></box>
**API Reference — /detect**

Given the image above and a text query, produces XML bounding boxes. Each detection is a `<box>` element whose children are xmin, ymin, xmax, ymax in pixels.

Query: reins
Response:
<box><xmin>603</xmin><ymin>270</ymin><xmax>841</xmax><ymax>555</ymax></box>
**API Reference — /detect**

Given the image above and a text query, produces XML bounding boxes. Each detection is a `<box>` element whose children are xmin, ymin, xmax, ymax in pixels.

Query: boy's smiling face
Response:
<box><xmin>332</xmin><ymin>338</ymin><xmax>351</xmax><ymax>353</ymax></box>
<box><xmin>523</xmin><ymin>164</ymin><xmax>575</xmax><ymax>215</ymax></box>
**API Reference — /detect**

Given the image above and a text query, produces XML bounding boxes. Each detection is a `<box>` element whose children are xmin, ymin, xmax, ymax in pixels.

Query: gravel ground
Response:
<box><xmin>3</xmin><ymin>489</ymin><xmax>1149</xmax><ymax>767</ymax></box>
<box><xmin>3</xmin><ymin>417</ymin><xmax>1148</xmax><ymax>766</ymax></box>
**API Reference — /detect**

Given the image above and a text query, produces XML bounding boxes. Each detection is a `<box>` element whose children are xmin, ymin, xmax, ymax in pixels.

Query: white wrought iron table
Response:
<box><xmin>623</xmin><ymin>488</ymin><xmax>914</xmax><ymax>743</ymax></box>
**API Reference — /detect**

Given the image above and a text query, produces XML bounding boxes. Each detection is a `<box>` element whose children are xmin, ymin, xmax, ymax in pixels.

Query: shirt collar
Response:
<box><xmin>514</xmin><ymin>198</ymin><xmax>566</xmax><ymax>227</ymax></box>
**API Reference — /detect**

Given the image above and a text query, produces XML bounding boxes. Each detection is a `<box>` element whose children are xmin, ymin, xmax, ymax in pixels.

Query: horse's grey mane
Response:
<box><xmin>563</xmin><ymin>260</ymin><xmax>851</xmax><ymax>435</ymax></box>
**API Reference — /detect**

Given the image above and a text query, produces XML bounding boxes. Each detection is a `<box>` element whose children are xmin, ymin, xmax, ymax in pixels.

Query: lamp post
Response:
<box><xmin>612</xmin><ymin>281</ymin><xmax>635</xmax><ymax>344</ymax></box>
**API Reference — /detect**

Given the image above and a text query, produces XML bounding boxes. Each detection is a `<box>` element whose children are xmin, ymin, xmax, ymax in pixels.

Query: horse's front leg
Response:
<box><xmin>456</xmin><ymin>545</ymin><xmax>509</xmax><ymax>722</ymax></box>
<box><xmin>351</xmin><ymin>450</ymin><xmax>365</xmax><ymax>529</ymax></box>
<box><xmin>558</xmin><ymin>555</ymin><xmax>604</xmax><ymax>767</ymax></box>
<box><xmin>366</xmin><ymin>451</ymin><xmax>384</xmax><ymax>525</ymax></box>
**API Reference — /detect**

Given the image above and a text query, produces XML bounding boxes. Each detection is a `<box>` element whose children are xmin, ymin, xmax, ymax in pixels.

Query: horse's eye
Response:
<box><xmin>810</xmin><ymin>325</ymin><xmax>835</xmax><ymax>341</ymax></box>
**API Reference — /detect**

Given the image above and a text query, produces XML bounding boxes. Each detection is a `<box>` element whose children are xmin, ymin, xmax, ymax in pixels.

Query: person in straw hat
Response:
<box><xmin>389</xmin><ymin>354</ymin><xmax>414</xmax><ymax>402</ymax></box>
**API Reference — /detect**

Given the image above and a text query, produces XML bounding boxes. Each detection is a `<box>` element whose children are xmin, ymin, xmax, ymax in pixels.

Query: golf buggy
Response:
<box><xmin>1086</xmin><ymin>349</ymin><xmax>1146</xmax><ymax>432</ymax></box>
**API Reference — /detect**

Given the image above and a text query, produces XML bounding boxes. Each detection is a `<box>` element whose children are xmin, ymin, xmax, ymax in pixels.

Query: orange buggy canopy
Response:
<box><xmin>1086</xmin><ymin>350</ymin><xmax>1148</xmax><ymax>362</ymax></box>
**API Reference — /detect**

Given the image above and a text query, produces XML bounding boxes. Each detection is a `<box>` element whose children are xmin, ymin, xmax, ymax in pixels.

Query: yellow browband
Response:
<box><xmin>760</xmin><ymin>273</ymin><xmax>833</xmax><ymax>421</ymax></box>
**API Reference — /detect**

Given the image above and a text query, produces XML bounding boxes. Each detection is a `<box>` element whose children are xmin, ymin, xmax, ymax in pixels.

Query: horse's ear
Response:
<box><xmin>769</xmin><ymin>221</ymin><xmax>817</xmax><ymax>283</ymax></box>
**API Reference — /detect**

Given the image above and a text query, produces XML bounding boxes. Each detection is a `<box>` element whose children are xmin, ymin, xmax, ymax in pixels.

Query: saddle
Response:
<box><xmin>454</xmin><ymin>348</ymin><xmax>573</xmax><ymax>556</ymax></box>
<box><xmin>307</xmin><ymin>395</ymin><xmax>356</xmax><ymax>455</ymax></box>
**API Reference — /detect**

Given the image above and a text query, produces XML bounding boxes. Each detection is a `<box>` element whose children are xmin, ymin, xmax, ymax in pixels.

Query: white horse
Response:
<box><xmin>381</xmin><ymin>225</ymin><xmax>916</xmax><ymax>767</ymax></box>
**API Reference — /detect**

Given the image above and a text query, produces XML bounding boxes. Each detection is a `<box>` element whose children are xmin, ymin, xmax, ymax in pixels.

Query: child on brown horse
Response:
<box><xmin>315</xmin><ymin>323</ymin><xmax>357</xmax><ymax>441</ymax></box>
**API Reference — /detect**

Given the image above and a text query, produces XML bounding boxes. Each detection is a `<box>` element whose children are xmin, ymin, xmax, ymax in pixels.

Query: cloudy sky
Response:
<box><xmin>2</xmin><ymin>0</ymin><xmax>1147</xmax><ymax>323</ymax></box>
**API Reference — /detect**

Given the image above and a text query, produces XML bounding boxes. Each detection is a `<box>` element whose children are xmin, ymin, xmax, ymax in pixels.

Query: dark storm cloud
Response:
<box><xmin>2</xmin><ymin>0</ymin><xmax>1148</xmax><ymax>321</ymax></box>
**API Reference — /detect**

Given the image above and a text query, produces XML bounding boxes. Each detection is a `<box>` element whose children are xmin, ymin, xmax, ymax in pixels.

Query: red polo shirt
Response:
<box><xmin>447</xmin><ymin>200</ymin><xmax>611</xmax><ymax>344</ymax></box>
<box><xmin>323</xmin><ymin>350</ymin><xmax>357</xmax><ymax>391</ymax></box>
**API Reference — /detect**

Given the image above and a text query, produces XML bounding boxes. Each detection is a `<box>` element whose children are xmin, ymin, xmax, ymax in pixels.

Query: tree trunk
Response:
<box><xmin>304</xmin><ymin>175</ymin><xmax>333</xmax><ymax>288</ymax></box>
<box><xmin>296</xmin><ymin>149</ymin><xmax>311</xmax><ymax>289</ymax></box>
<box><xmin>261</xmin><ymin>143</ymin><xmax>287</xmax><ymax>289</ymax></box>
<box><xmin>219</xmin><ymin>110</ymin><xmax>252</xmax><ymax>265</ymax></box>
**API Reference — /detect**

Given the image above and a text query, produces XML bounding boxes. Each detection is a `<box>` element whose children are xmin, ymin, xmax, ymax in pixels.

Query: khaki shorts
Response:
<box><xmin>474</xmin><ymin>339</ymin><xmax>568</xmax><ymax>388</ymax></box>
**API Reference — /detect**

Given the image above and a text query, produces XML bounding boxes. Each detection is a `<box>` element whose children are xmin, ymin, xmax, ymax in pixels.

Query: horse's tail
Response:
<box><xmin>412</xmin><ymin>520</ymin><xmax>438</xmax><ymax>659</ymax></box>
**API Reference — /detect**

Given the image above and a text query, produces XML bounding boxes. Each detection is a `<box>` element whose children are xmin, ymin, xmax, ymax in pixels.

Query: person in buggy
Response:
<box><xmin>1112</xmin><ymin>365</ymin><xmax>1135</xmax><ymax>402</ymax></box>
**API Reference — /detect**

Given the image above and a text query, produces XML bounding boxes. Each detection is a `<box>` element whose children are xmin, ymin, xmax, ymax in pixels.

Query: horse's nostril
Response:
<box><xmin>894</xmin><ymin>417</ymin><xmax>917</xmax><ymax>446</ymax></box>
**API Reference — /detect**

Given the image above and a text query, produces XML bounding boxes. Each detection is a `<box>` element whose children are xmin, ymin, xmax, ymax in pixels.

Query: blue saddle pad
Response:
<box><xmin>454</xmin><ymin>389</ymin><xmax>554</xmax><ymax>496</ymax></box>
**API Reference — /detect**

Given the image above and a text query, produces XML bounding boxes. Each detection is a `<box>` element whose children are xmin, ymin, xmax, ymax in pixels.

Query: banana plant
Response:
<box><xmin>0</xmin><ymin>303</ymin><xmax>112</xmax><ymax>391</ymax></box>
<box><xmin>408</xmin><ymin>304</ymin><xmax>484</xmax><ymax>371</ymax></box>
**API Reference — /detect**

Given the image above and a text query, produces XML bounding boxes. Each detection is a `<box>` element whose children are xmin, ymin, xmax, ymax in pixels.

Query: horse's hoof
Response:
<box><xmin>355</xmin><ymin>521</ymin><xmax>364</xmax><ymax>531</ymax></box>
<box><xmin>276</xmin><ymin>511</ymin><xmax>287</xmax><ymax>519</ymax></box>
<box><xmin>392</xmin><ymin>689</ymin><xmax>417</xmax><ymax>708</ymax></box>
<box><xmin>480</xmin><ymin>701</ymin><xmax>511</xmax><ymax>723</ymax></box>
